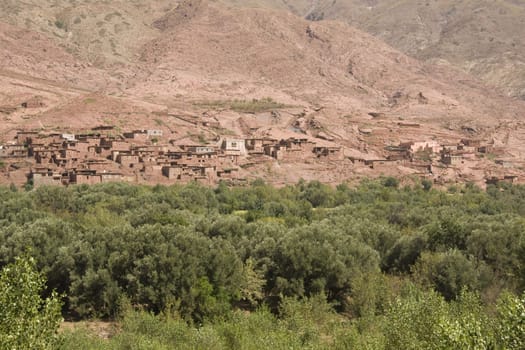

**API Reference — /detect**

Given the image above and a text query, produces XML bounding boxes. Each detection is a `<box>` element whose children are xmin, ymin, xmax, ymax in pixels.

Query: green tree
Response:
<box><xmin>0</xmin><ymin>256</ymin><xmax>63</xmax><ymax>350</ymax></box>
<box><xmin>413</xmin><ymin>250</ymin><xmax>482</xmax><ymax>300</ymax></box>
<box><xmin>496</xmin><ymin>292</ymin><xmax>525</xmax><ymax>350</ymax></box>
<box><xmin>385</xmin><ymin>287</ymin><xmax>493</xmax><ymax>350</ymax></box>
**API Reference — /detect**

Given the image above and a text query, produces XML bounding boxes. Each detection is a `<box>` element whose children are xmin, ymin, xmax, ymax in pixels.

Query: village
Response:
<box><xmin>0</xmin><ymin>125</ymin><xmax>346</xmax><ymax>187</ymax></box>
<box><xmin>0</xmin><ymin>121</ymin><xmax>520</xmax><ymax>188</ymax></box>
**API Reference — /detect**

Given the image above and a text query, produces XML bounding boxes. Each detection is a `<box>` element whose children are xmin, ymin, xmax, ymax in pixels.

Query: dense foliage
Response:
<box><xmin>1</xmin><ymin>178</ymin><xmax>524</xmax><ymax>348</ymax></box>
<box><xmin>0</xmin><ymin>256</ymin><xmax>63</xmax><ymax>350</ymax></box>
<box><xmin>60</xmin><ymin>291</ymin><xmax>525</xmax><ymax>350</ymax></box>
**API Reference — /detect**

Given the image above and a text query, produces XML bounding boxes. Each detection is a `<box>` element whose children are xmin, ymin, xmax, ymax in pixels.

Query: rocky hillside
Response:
<box><xmin>223</xmin><ymin>0</ymin><xmax>525</xmax><ymax>100</ymax></box>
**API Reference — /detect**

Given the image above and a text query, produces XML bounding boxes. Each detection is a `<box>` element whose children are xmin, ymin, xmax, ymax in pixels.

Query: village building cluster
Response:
<box><xmin>0</xmin><ymin>126</ymin><xmax>345</xmax><ymax>187</ymax></box>
<box><xmin>350</xmin><ymin>137</ymin><xmax>518</xmax><ymax>185</ymax></box>
<box><xmin>0</xmin><ymin>122</ymin><xmax>520</xmax><ymax>188</ymax></box>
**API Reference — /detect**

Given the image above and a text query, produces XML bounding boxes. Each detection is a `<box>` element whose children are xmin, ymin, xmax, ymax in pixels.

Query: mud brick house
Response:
<box><xmin>400</xmin><ymin>141</ymin><xmax>441</xmax><ymax>155</ymax></box>
<box><xmin>3</xmin><ymin>144</ymin><xmax>28</xmax><ymax>157</ymax></box>
<box><xmin>39</xmin><ymin>133</ymin><xmax>66</xmax><ymax>144</ymax></box>
<box><xmin>217</xmin><ymin>167</ymin><xmax>240</xmax><ymax>180</ymax></box>
<box><xmin>141</xmin><ymin>154</ymin><xmax>161</xmax><ymax>165</ymax></box>
<box><xmin>32</xmin><ymin>145</ymin><xmax>62</xmax><ymax>164</ymax></box>
<box><xmin>265</xmin><ymin>137</ymin><xmax>316</xmax><ymax>161</ymax></box>
<box><xmin>385</xmin><ymin>145</ymin><xmax>410</xmax><ymax>161</ymax></box>
<box><xmin>313</xmin><ymin>145</ymin><xmax>343</xmax><ymax>160</ymax></box>
<box><xmin>30</xmin><ymin>167</ymin><xmax>68</xmax><ymax>187</ymax></box>
<box><xmin>461</xmin><ymin>139</ymin><xmax>482</xmax><ymax>148</ymax></box>
<box><xmin>217</xmin><ymin>153</ymin><xmax>240</xmax><ymax>165</ymax></box>
<box><xmin>124</xmin><ymin>130</ymin><xmax>148</xmax><ymax>143</ymax></box>
<box><xmin>133</xmin><ymin>145</ymin><xmax>168</xmax><ymax>158</ymax></box>
<box><xmin>147</xmin><ymin>129</ymin><xmax>163</xmax><ymax>138</ymax></box>
<box><xmin>183</xmin><ymin>145</ymin><xmax>217</xmax><ymax>154</ymax></box>
<box><xmin>477</xmin><ymin>145</ymin><xmax>493</xmax><ymax>154</ymax></box>
<box><xmin>16</xmin><ymin>131</ymin><xmax>39</xmax><ymax>145</ymax></box>
<box><xmin>71</xmin><ymin>170</ymin><xmax>101</xmax><ymax>185</ymax></box>
<box><xmin>367</xmin><ymin>159</ymin><xmax>400</xmax><ymax>170</ymax></box>
<box><xmin>193</xmin><ymin>165</ymin><xmax>217</xmax><ymax>184</ymax></box>
<box><xmin>222</xmin><ymin>139</ymin><xmax>247</xmax><ymax>156</ymax></box>
<box><xmin>191</xmin><ymin>152</ymin><xmax>218</xmax><ymax>166</ymax></box>
<box><xmin>101</xmin><ymin>138</ymin><xmax>130</xmax><ymax>152</ymax></box>
<box><xmin>100</xmin><ymin>172</ymin><xmax>124</xmax><ymax>183</ymax></box>
<box><xmin>59</xmin><ymin>148</ymin><xmax>80</xmax><ymax>161</ymax></box>
<box><xmin>77</xmin><ymin>134</ymin><xmax>103</xmax><ymax>146</ymax></box>
<box><xmin>71</xmin><ymin>169</ymin><xmax>123</xmax><ymax>185</ymax></box>
<box><xmin>21</xmin><ymin>96</ymin><xmax>45</xmax><ymax>109</ymax></box>
<box><xmin>441</xmin><ymin>150</ymin><xmax>464</xmax><ymax>166</ymax></box>
<box><xmin>117</xmin><ymin>153</ymin><xmax>141</xmax><ymax>169</ymax></box>
<box><xmin>167</xmin><ymin>149</ymin><xmax>218</xmax><ymax>167</ymax></box>
<box><xmin>82</xmin><ymin>159</ymin><xmax>118</xmax><ymax>172</ymax></box>
<box><xmin>61</xmin><ymin>133</ymin><xmax>76</xmax><ymax>141</ymax></box>
<box><xmin>143</xmin><ymin>164</ymin><xmax>164</xmax><ymax>178</ymax></box>
<box><xmin>124</xmin><ymin>129</ymin><xmax>163</xmax><ymax>142</ymax></box>
<box><xmin>495</xmin><ymin>160</ymin><xmax>514</xmax><ymax>168</ymax></box>
<box><xmin>348</xmin><ymin>156</ymin><xmax>368</xmax><ymax>166</ymax></box>
<box><xmin>162</xmin><ymin>165</ymin><xmax>183</xmax><ymax>180</ymax></box>
<box><xmin>63</xmin><ymin>140</ymin><xmax>91</xmax><ymax>155</ymax></box>
<box><xmin>486</xmin><ymin>175</ymin><xmax>518</xmax><ymax>185</ymax></box>
<box><xmin>442</xmin><ymin>144</ymin><xmax>460</xmax><ymax>152</ymax></box>
<box><xmin>124</xmin><ymin>130</ymin><xmax>163</xmax><ymax>143</ymax></box>
<box><xmin>98</xmin><ymin>138</ymin><xmax>130</xmax><ymax>159</ymax></box>
<box><xmin>245</xmin><ymin>138</ymin><xmax>276</xmax><ymax>154</ymax></box>
<box><xmin>162</xmin><ymin>165</ymin><xmax>216</xmax><ymax>183</ymax></box>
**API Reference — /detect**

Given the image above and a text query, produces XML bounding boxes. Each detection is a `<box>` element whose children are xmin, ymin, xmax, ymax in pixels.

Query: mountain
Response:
<box><xmin>224</xmin><ymin>0</ymin><xmax>525</xmax><ymax>100</ymax></box>
<box><xmin>0</xmin><ymin>0</ymin><xmax>524</xmax><ymax>187</ymax></box>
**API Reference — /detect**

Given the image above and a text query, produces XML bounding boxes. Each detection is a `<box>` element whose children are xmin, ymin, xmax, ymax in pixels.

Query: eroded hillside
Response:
<box><xmin>224</xmin><ymin>0</ymin><xmax>525</xmax><ymax>100</ymax></box>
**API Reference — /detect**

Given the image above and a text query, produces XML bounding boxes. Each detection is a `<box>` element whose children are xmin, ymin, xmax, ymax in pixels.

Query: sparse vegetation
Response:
<box><xmin>153</xmin><ymin>118</ymin><xmax>164</xmax><ymax>126</ymax></box>
<box><xmin>194</xmin><ymin>97</ymin><xmax>287</xmax><ymax>113</ymax></box>
<box><xmin>54</xmin><ymin>20</ymin><xmax>65</xmax><ymax>30</ymax></box>
<box><xmin>230</xmin><ymin>97</ymin><xmax>286</xmax><ymax>113</ymax></box>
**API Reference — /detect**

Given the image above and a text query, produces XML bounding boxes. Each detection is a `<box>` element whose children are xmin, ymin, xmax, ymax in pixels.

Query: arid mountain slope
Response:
<box><xmin>2</xmin><ymin>0</ymin><xmax>524</xmax><ymax>98</ymax></box>
<box><xmin>131</xmin><ymin>0</ymin><xmax>523</xmax><ymax>123</ymax></box>
<box><xmin>223</xmin><ymin>0</ymin><xmax>525</xmax><ymax>100</ymax></box>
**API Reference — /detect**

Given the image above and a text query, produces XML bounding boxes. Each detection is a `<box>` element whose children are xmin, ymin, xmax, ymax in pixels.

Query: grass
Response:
<box><xmin>194</xmin><ymin>98</ymin><xmax>287</xmax><ymax>113</ymax></box>
<box><xmin>209</xmin><ymin>126</ymin><xmax>236</xmax><ymax>136</ymax></box>
<box><xmin>187</xmin><ymin>132</ymin><xmax>209</xmax><ymax>144</ymax></box>
<box><xmin>230</xmin><ymin>98</ymin><xmax>286</xmax><ymax>113</ymax></box>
